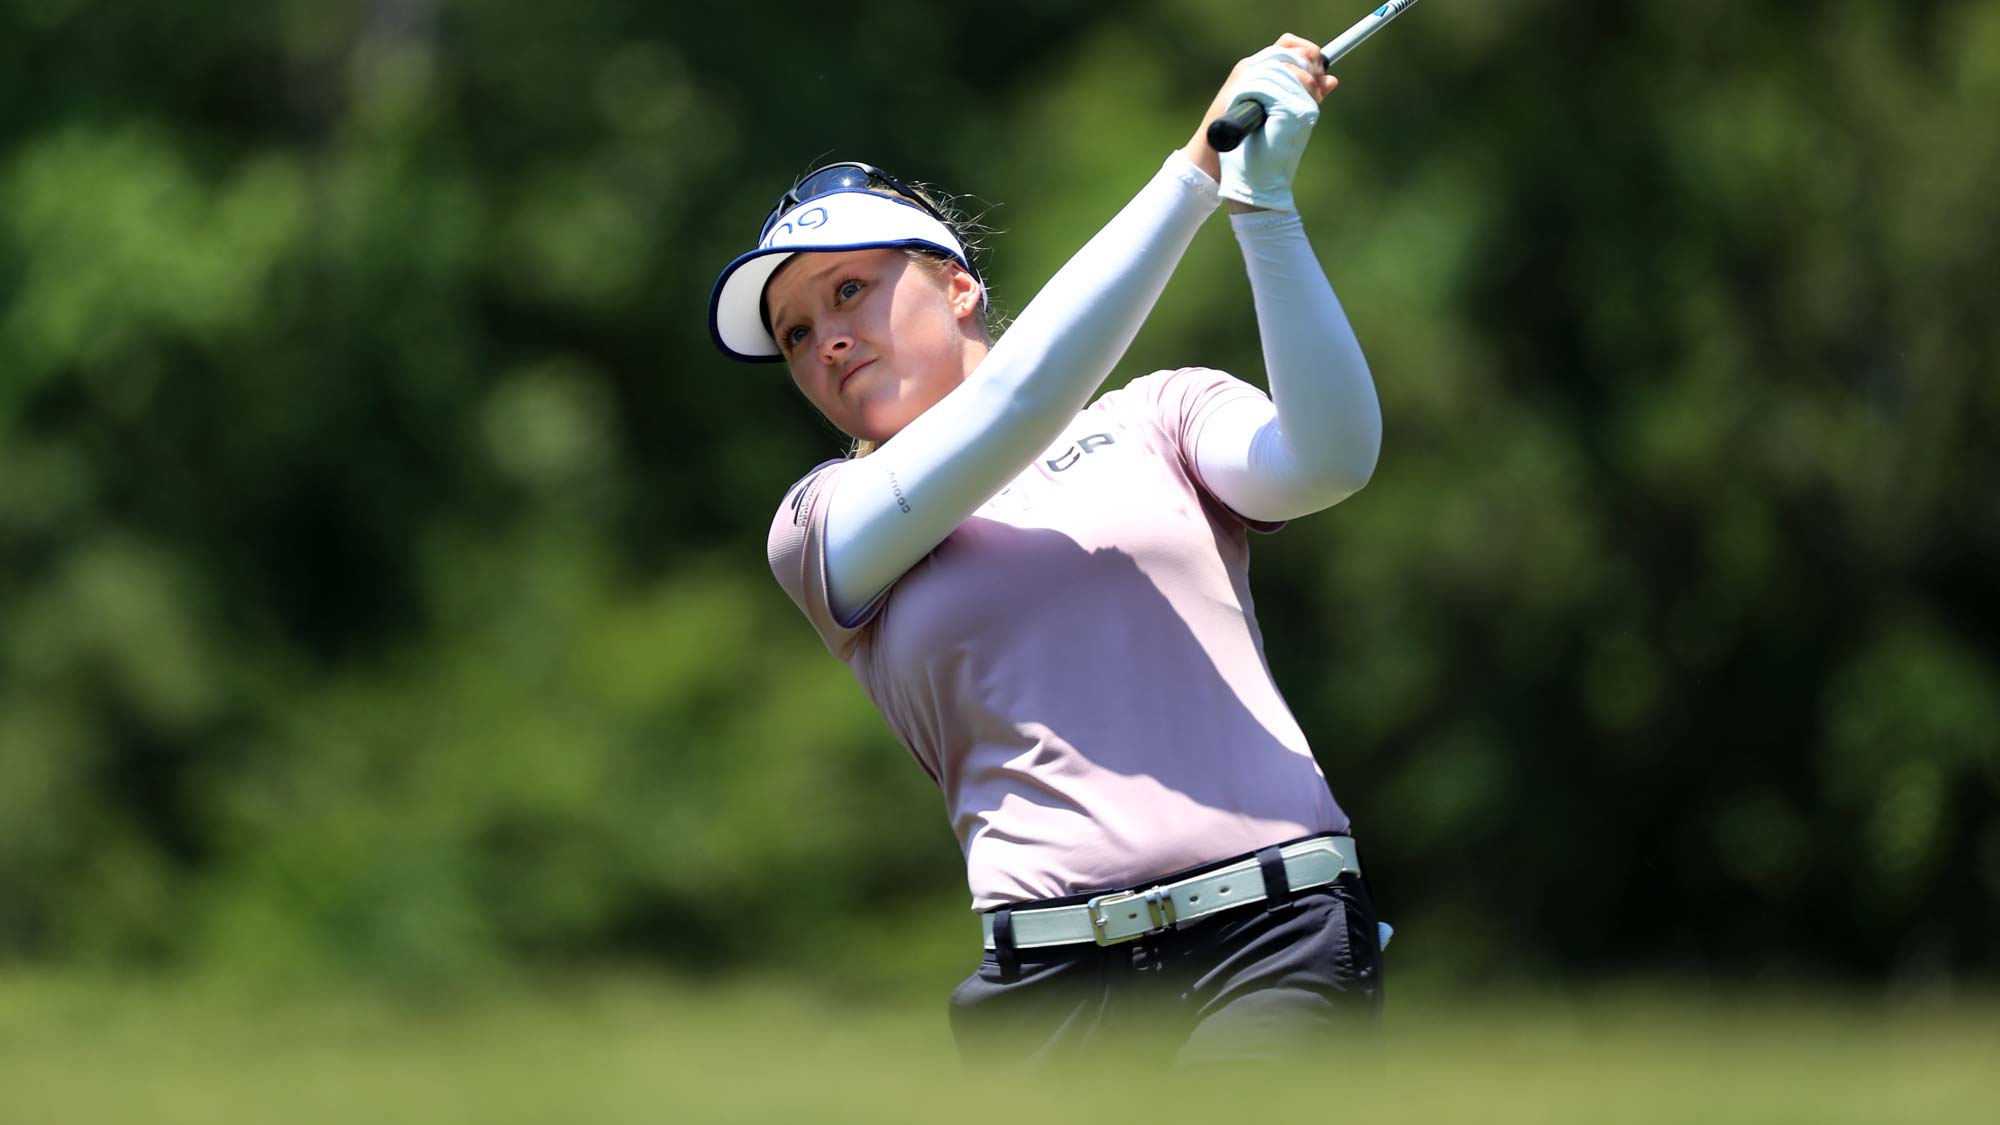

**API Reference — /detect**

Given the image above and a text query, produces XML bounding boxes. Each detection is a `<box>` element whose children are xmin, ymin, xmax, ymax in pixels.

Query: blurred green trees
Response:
<box><xmin>1</xmin><ymin>0</ymin><xmax>1995</xmax><ymax>987</ymax></box>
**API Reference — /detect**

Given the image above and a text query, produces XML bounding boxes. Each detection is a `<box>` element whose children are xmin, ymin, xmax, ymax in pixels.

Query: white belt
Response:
<box><xmin>980</xmin><ymin>836</ymin><xmax>1361</xmax><ymax>950</ymax></box>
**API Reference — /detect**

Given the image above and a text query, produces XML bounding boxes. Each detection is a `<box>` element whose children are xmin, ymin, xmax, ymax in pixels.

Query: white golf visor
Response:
<box><xmin>708</xmin><ymin>189</ymin><xmax>975</xmax><ymax>363</ymax></box>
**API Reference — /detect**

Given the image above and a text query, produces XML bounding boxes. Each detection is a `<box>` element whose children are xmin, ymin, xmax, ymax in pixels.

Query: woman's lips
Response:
<box><xmin>837</xmin><ymin>359</ymin><xmax>875</xmax><ymax>391</ymax></box>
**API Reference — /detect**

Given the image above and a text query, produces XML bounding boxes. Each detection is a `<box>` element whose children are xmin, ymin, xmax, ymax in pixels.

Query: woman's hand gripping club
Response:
<box><xmin>1182</xmin><ymin>35</ymin><xmax>1336</xmax><ymax>213</ymax></box>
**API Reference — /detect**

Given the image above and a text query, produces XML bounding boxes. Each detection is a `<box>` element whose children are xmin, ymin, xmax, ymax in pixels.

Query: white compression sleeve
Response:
<box><xmin>820</xmin><ymin>154</ymin><xmax>1222</xmax><ymax>622</ymax></box>
<box><xmin>1192</xmin><ymin>209</ymin><xmax>1381</xmax><ymax>522</ymax></box>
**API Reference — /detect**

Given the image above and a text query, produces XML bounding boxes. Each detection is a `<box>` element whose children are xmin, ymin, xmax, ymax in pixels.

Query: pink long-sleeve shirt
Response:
<box><xmin>767</xmin><ymin>367</ymin><xmax>1348</xmax><ymax>910</ymax></box>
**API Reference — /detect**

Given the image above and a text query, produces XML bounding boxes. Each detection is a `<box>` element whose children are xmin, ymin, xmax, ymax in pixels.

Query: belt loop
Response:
<box><xmin>1255</xmin><ymin>845</ymin><xmax>1292</xmax><ymax>908</ymax></box>
<box><xmin>991</xmin><ymin>908</ymin><xmax>1020</xmax><ymax>981</ymax></box>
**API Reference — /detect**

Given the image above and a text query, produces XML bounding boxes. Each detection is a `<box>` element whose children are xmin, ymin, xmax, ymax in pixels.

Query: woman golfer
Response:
<box><xmin>709</xmin><ymin>34</ymin><xmax>1385</xmax><ymax>1065</ymax></box>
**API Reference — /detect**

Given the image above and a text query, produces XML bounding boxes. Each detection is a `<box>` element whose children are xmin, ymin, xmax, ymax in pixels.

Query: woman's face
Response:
<box><xmin>764</xmin><ymin>247</ymin><xmax>985</xmax><ymax>444</ymax></box>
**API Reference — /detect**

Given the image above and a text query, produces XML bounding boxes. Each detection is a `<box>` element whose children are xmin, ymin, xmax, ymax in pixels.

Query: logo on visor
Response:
<box><xmin>765</xmin><ymin>206</ymin><xmax>830</xmax><ymax>245</ymax></box>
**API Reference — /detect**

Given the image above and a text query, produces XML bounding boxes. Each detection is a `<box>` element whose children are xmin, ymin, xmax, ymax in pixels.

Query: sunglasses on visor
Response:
<box><xmin>759</xmin><ymin>162</ymin><xmax>951</xmax><ymax>242</ymax></box>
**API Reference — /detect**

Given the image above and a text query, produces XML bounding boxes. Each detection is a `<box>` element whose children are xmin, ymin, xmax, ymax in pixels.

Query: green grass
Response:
<box><xmin>1</xmin><ymin>973</ymin><xmax>1994</xmax><ymax>1124</ymax></box>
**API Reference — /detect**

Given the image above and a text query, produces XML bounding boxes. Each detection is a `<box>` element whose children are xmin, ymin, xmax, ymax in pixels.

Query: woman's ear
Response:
<box><xmin>947</xmin><ymin>263</ymin><xmax>983</xmax><ymax>319</ymax></box>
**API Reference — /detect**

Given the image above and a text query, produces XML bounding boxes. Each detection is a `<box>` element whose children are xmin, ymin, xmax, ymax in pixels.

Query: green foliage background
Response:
<box><xmin>2</xmin><ymin>0</ymin><xmax>1996</xmax><ymax>992</ymax></box>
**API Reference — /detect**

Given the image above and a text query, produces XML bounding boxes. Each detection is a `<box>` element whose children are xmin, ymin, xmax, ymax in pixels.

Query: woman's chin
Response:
<box><xmin>850</xmin><ymin>404</ymin><xmax>915</xmax><ymax>445</ymax></box>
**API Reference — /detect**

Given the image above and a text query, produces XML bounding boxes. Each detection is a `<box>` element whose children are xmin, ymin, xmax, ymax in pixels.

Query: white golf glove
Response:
<box><xmin>1218</xmin><ymin>46</ymin><xmax>1322</xmax><ymax>212</ymax></box>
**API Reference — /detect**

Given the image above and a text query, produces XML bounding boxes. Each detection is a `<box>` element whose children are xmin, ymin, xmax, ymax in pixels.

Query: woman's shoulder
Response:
<box><xmin>782</xmin><ymin>455</ymin><xmax>849</xmax><ymax>493</ymax></box>
<box><xmin>770</xmin><ymin>456</ymin><xmax>848</xmax><ymax>526</ymax></box>
<box><xmin>1096</xmin><ymin>365</ymin><xmax>1242</xmax><ymax>398</ymax></box>
<box><xmin>1091</xmin><ymin>366</ymin><xmax>1252</xmax><ymax>420</ymax></box>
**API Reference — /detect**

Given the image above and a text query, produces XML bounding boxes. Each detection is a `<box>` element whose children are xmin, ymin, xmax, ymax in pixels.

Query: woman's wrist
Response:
<box><xmin>1177</xmin><ymin>137</ymin><xmax>1222</xmax><ymax>185</ymax></box>
<box><xmin>1167</xmin><ymin>147</ymin><xmax>1222</xmax><ymax>198</ymax></box>
<box><xmin>1229</xmin><ymin>207</ymin><xmax>1303</xmax><ymax>232</ymax></box>
<box><xmin>1172</xmin><ymin>146</ymin><xmax>1267</xmax><ymax>215</ymax></box>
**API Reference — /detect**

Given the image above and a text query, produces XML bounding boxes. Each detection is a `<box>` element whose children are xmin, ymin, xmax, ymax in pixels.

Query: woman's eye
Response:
<box><xmin>836</xmin><ymin>278</ymin><xmax>863</xmax><ymax>301</ymax></box>
<box><xmin>784</xmin><ymin>325</ymin><xmax>809</xmax><ymax>348</ymax></box>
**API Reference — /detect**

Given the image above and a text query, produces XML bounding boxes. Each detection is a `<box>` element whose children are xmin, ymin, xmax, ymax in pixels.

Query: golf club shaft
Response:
<box><xmin>1206</xmin><ymin>0</ymin><xmax>1426</xmax><ymax>153</ymax></box>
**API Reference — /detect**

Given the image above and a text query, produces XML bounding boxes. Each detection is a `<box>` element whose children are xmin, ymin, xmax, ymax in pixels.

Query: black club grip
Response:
<box><xmin>1205</xmin><ymin>97</ymin><xmax>1267</xmax><ymax>153</ymax></box>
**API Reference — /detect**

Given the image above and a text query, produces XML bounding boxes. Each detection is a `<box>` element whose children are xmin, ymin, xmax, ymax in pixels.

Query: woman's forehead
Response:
<box><xmin>766</xmin><ymin>248</ymin><xmax>905</xmax><ymax>313</ymax></box>
<box><xmin>775</xmin><ymin>246</ymin><xmax>900</xmax><ymax>285</ymax></box>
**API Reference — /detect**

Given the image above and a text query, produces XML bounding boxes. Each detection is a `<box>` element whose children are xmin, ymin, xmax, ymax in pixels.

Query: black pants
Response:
<box><xmin>949</xmin><ymin>855</ymin><xmax>1385</xmax><ymax>1068</ymax></box>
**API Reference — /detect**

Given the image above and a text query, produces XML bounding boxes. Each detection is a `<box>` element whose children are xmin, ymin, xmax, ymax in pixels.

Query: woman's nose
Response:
<box><xmin>818</xmin><ymin>331</ymin><xmax>852</xmax><ymax>364</ymax></box>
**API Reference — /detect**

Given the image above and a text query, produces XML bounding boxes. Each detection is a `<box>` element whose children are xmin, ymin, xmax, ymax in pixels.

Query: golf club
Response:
<box><xmin>1206</xmin><ymin>0</ymin><xmax>1428</xmax><ymax>153</ymax></box>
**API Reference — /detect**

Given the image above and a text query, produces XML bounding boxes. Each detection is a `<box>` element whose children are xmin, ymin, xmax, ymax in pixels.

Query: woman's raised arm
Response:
<box><xmin>817</xmin><ymin>162</ymin><xmax>1219</xmax><ymax>621</ymax></box>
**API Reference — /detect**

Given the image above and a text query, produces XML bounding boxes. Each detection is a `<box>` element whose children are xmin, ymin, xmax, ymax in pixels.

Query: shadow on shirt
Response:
<box><xmin>870</xmin><ymin>511</ymin><xmax>1344</xmax><ymax>893</ymax></box>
